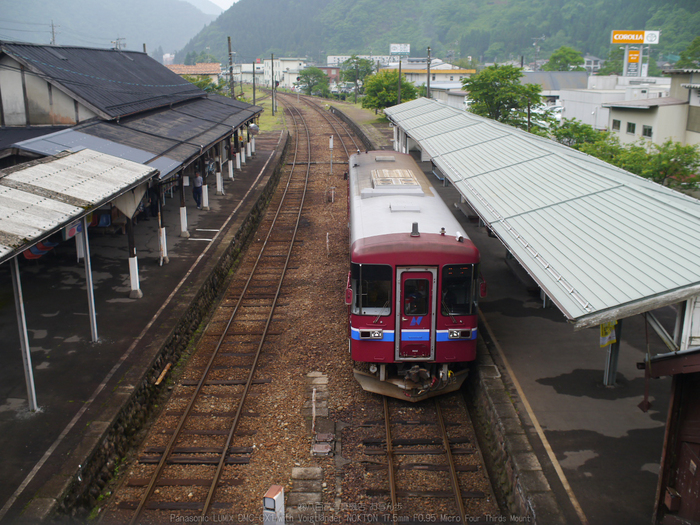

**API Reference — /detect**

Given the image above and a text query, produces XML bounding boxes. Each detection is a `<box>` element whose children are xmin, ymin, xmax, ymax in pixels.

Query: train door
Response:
<box><xmin>396</xmin><ymin>268</ymin><xmax>437</xmax><ymax>360</ymax></box>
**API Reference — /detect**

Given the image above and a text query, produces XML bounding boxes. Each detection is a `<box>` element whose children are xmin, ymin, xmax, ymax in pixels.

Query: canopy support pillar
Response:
<box><xmin>603</xmin><ymin>319</ymin><xmax>623</xmax><ymax>386</ymax></box>
<box><xmin>11</xmin><ymin>258</ymin><xmax>38</xmax><ymax>412</ymax></box>
<box><xmin>81</xmin><ymin>216</ymin><xmax>99</xmax><ymax>342</ymax></box>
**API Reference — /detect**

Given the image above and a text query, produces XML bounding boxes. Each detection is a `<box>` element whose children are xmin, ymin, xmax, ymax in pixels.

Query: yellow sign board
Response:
<box><xmin>628</xmin><ymin>50</ymin><xmax>641</xmax><ymax>63</ymax></box>
<box><xmin>600</xmin><ymin>321</ymin><xmax>618</xmax><ymax>347</ymax></box>
<box><xmin>611</xmin><ymin>30</ymin><xmax>660</xmax><ymax>45</ymax></box>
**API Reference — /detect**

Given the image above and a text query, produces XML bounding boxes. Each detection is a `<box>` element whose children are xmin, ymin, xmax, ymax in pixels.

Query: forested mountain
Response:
<box><xmin>0</xmin><ymin>0</ymin><xmax>216</xmax><ymax>54</ymax></box>
<box><xmin>177</xmin><ymin>0</ymin><xmax>700</xmax><ymax>65</ymax></box>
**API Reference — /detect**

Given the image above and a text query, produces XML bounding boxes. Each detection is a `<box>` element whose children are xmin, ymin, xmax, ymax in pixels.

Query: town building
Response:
<box><xmin>602</xmin><ymin>70</ymin><xmax>699</xmax><ymax>146</ymax></box>
<box><xmin>263</xmin><ymin>57</ymin><xmax>306</xmax><ymax>90</ymax></box>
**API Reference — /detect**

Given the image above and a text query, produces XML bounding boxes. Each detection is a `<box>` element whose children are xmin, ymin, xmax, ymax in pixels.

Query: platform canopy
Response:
<box><xmin>385</xmin><ymin>98</ymin><xmax>700</xmax><ymax>330</ymax></box>
<box><xmin>0</xmin><ymin>149</ymin><xmax>158</xmax><ymax>264</ymax></box>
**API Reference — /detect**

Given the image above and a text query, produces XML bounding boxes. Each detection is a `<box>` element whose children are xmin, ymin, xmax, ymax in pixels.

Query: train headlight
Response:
<box><xmin>360</xmin><ymin>329</ymin><xmax>383</xmax><ymax>339</ymax></box>
<box><xmin>448</xmin><ymin>329</ymin><xmax>472</xmax><ymax>339</ymax></box>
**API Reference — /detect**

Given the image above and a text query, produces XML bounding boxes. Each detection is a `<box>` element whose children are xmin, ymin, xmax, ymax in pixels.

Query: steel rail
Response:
<box><xmin>383</xmin><ymin>396</ymin><xmax>399</xmax><ymax>523</ymax></box>
<box><xmin>435</xmin><ymin>399</ymin><xmax>466</xmax><ymax>522</ymax></box>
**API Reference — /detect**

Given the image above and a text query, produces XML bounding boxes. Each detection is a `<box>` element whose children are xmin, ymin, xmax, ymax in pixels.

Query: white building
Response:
<box><xmin>558</xmin><ymin>75</ymin><xmax>671</xmax><ymax>130</ymax></box>
<box><xmin>263</xmin><ymin>57</ymin><xmax>306</xmax><ymax>89</ymax></box>
<box><xmin>602</xmin><ymin>70</ymin><xmax>700</xmax><ymax>147</ymax></box>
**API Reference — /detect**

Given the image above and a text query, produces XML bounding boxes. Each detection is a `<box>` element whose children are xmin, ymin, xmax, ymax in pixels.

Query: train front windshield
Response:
<box><xmin>441</xmin><ymin>264</ymin><xmax>479</xmax><ymax>316</ymax></box>
<box><xmin>351</xmin><ymin>263</ymin><xmax>392</xmax><ymax>316</ymax></box>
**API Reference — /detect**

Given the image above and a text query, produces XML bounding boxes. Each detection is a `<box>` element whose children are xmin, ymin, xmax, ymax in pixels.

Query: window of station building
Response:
<box><xmin>351</xmin><ymin>263</ymin><xmax>392</xmax><ymax>316</ymax></box>
<box><xmin>643</xmin><ymin>125</ymin><xmax>653</xmax><ymax>138</ymax></box>
<box><xmin>612</xmin><ymin>119</ymin><xmax>621</xmax><ymax>131</ymax></box>
<box><xmin>441</xmin><ymin>264</ymin><xmax>478</xmax><ymax>316</ymax></box>
<box><xmin>432</xmin><ymin>75</ymin><xmax>436</xmax><ymax>81</ymax></box>
<box><xmin>450</xmin><ymin>76</ymin><xmax>454</xmax><ymax>81</ymax></box>
<box><xmin>627</xmin><ymin>122</ymin><xmax>636</xmax><ymax>134</ymax></box>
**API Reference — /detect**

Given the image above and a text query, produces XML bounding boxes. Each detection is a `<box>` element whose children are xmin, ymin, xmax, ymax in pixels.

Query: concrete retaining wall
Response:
<box><xmin>467</xmin><ymin>333</ymin><xmax>566</xmax><ymax>524</ymax></box>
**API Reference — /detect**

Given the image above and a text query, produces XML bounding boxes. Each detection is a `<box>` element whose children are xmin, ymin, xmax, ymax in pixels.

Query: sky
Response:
<box><xmin>209</xmin><ymin>0</ymin><xmax>237</xmax><ymax>9</ymax></box>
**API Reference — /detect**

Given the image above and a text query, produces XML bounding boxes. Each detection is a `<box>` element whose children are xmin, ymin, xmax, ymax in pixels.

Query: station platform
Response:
<box><xmin>0</xmin><ymin>130</ymin><xmax>287</xmax><ymax>523</ymax></box>
<box><xmin>433</xmin><ymin>176</ymin><xmax>673</xmax><ymax>525</ymax></box>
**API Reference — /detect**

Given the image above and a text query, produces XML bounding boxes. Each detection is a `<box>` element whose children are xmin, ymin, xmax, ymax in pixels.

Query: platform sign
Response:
<box><xmin>390</xmin><ymin>43</ymin><xmax>410</xmax><ymax>56</ymax></box>
<box><xmin>600</xmin><ymin>321</ymin><xmax>618</xmax><ymax>347</ymax></box>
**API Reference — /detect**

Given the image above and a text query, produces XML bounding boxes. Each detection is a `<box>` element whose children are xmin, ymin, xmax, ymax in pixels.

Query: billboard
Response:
<box><xmin>390</xmin><ymin>43</ymin><xmax>410</xmax><ymax>56</ymax></box>
<box><xmin>611</xmin><ymin>30</ymin><xmax>660</xmax><ymax>45</ymax></box>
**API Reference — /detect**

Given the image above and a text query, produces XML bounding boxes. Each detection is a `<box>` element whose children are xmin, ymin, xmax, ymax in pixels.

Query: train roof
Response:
<box><xmin>349</xmin><ymin>151</ymin><xmax>468</xmax><ymax>248</ymax></box>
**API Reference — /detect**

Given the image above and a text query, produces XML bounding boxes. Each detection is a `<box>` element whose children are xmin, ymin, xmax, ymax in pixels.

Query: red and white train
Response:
<box><xmin>346</xmin><ymin>150</ymin><xmax>485</xmax><ymax>401</ymax></box>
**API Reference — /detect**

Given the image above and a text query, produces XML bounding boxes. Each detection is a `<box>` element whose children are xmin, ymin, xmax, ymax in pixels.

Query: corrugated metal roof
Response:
<box><xmin>385</xmin><ymin>98</ymin><xmax>700</xmax><ymax>329</ymax></box>
<box><xmin>0</xmin><ymin>41</ymin><xmax>205</xmax><ymax>119</ymax></box>
<box><xmin>13</xmin><ymin>96</ymin><xmax>261</xmax><ymax>179</ymax></box>
<box><xmin>0</xmin><ymin>149</ymin><xmax>158</xmax><ymax>264</ymax></box>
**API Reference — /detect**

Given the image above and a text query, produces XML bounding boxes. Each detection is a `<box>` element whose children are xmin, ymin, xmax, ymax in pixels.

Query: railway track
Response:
<box><xmin>103</xmin><ymin>97</ymin><xmax>317</xmax><ymax>524</ymax></box>
<box><xmin>350</xmin><ymin>392</ymin><xmax>499</xmax><ymax>522</ymax></box>
<box><xmin>99</xmin><ymin>94</ymin><xmax>499</xmax><ymax>524</ymax></box>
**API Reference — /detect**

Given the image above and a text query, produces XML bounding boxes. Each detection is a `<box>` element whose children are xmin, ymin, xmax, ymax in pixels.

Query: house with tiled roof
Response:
<box><xmin>166</xmin><ymin>63</ymin><xmax>221</xmax><ymax>83</ymax></box>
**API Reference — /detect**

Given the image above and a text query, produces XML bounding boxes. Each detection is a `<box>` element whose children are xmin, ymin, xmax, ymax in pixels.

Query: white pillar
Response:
<box><xmin>202</xmin><ymin>184</ymin><xmax>210</xmax><ymax>211</ymax></box>
<box><xmin>246</xmin><ymin>141</ymin><xmax>252</xmax><ymax>158</ymax></box>
<box><xmin>251</xmin><ymin>136</ymin><xmax>256</xmax><ymax>155</ymax></box>
<box><xmin>75</xmin><ymin>231</ymin><xmax>85</xmax><ymax>262</ymax></box>
<box><xmin>216</xmin><ymin>171</ymin><xmax>224</xmax><ymax>195</ymax></box>
<box><xmin>241</xmin><ymin>144</ymin><xmax>246</xmax><ymax>165</ymax></box>
<box><xmin>128</xmin><ymin>255</ymin><xmax>142</xmax><ymax>299</ymax></box>
<box><xmin>159</xmin><ymin>227</ymin><xmax>169</xmax><ymax>265</ymax></box>
<box><xmin>228</xmin><ymin>158</ymin><xmax>234</xmax><ymax>181</ymax></box>
<box><xmin>179</xmin><ymin>206</ymin><xmax>189</xmax><ymax>238</ymax></box>
<box><xmin>236</xmin><ymin>152</ymin><xmax>241</xmax><ymax>170</ymax></box>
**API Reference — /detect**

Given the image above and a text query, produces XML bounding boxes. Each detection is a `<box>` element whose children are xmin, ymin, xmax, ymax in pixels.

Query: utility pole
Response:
<box><xmin>228</xmin><ymin>37</ymin><xmax>234</xmax><ymax>99</ymax></box>
<box><xmin>426</xmin><ymin>46</ymin><xmax>431</xmax><ymax>99</ymax></box>
<box><xmin>532</xmin><ymin>35</ymin><xmax>545</xmax><ymax>70</ymax></box>
<box><xmin>397</xmin><ymin>58</ymin><xmax>402</xmax><ymax>105</ymax></box>
<box><xmin>50</xmin><ymin>20</ymin><xmax>57</xmax><ymax>45</ymax></box>
<box><xmin>354</xmin><ymin>61</ymin><xmax>358</xmax><ymax>104</ymax></box>
<box><xmin>271</xmin><ymin>53</ymin><xmax>275</xmax><ymax>116</ymax></box>
<box><xmin>111</xmin><ymin>38</ymin><xmax>125</xmax><ymax>50</ymax></box>
<box><xmin>253</xmin><ymin>61</ymin><xmax>256</xmax><ymax>105</ymax></box>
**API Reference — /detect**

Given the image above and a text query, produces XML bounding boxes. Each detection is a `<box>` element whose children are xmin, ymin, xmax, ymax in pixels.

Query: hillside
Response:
<box><xmin>0</xmin><ymin>0</ymin><xmax>216</xmax><ymax>54</ymax></box>
<box><xmin>176</xmin><ymin>0</ymin><xmax>700</xmax><ymax>65</ymax></box>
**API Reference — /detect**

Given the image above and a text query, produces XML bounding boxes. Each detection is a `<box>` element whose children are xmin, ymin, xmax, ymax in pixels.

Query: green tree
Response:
<box><xmin>340</xmin><ymin>55</ymin><xmax>375</xmax><ymax>94</ymax></box>
<box><xmin>462</xmin><ymin>64</ymin><xmax>543</xmax><ymax>130</ymax></box>
<box><xmin>625</xmin><ymin>140</ymin><xmax>700</xmax><ymax>187</ymax></box>
<box><xmin>676</xmin><ymin>36</ymin><xmax>700</xmax><ymax>68</ymax></box>
<box><xmin>579</xmin><ymin>133</ymin><xmax>625</xmax><ymax>164</ymax></box>
<box><xmin>580</xmin><ymin>136</ymin><xmax>700</xmax><ymax>188</ymax></box>
<box><xmin>551</xmin><ymin>119</ymin><xmax>607</xmax><ymax>149</ymax></box>
<box><xmin>361</xmin><ymin>70</ymin><xmax>417</xmax><ymax>112</ymax></box>
<box><xmin>543</xmin><ymin>46</ymin><xmax>585</xmax><ymax>71</ymax></box>
<box><xmin>150</xmin><ymin>45</ymin><xmax>164</xmax><ymax>64</ymax></box>
<box><xmin>297</xmin><ymin>67</ymin><xmax>330</xmax><ymax>97</ymax></box>
<box><xmin>182</xmin><ymin>75</ymin><xmax>228</xmax><ymax>95</ymax></box>
<box><xmin>597</xmin><ymin>47</ymin><xmax>624</xmax><ymax>75</ymax></box>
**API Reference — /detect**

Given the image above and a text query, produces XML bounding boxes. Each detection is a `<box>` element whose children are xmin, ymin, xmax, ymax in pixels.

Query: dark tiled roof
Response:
<box><xmin>0</xmin><ymin>126</ymin><xmax>69</xmax><ymax>151</ymax></box>
<box><xmin>14</xmin><ymin>96</ymin><xmax>262</xmax><ymax>178</ymax></box>
<box><xmin>0</xmin><ymin>41</ymin><xmax>205</xmax><ymax>119</ymax></box>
